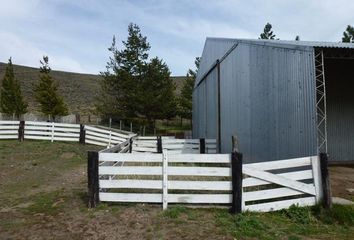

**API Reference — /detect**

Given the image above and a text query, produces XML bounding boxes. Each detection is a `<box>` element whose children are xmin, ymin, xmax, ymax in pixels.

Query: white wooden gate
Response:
<box><xmin>242</xmin><ymin>156</ymin><xmax>322</xmax><ymax>212</ymax></box>
<box><xmin>97</xmin><ymin>152</ymin><xmax>232</xmax><ymax>209</ymax></box>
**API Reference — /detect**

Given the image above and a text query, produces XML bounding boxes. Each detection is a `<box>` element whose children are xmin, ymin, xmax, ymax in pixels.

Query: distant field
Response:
<box><xmin>0</xmin><ymin>63</ymin><xmax>186</xmax><ymax>115</ymax></box>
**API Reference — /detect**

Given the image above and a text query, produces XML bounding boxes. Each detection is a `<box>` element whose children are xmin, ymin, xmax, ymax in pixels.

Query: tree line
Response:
<box><xmin>0</xmin><ymin>56</ymin><xmax>68</xmax><ymax>120</ymax></box>
<box><xmin>259</xmin><ymin>22</ymin><xmax>354</xmax><ymax>42</ymax></box>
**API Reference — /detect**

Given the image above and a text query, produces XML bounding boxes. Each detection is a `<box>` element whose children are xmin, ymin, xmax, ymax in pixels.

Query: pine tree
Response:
<box><xmin>34</xmin><ymin>56</ymin><xmax>68</xmax><ymax>120</ymax></box>
<box><xmin>0</xmin><ymin>57</ymin><xmax>28</xmax><ymax>117</ymax></box>
<box><xmin>259</xmin><ymin>23</ymin><xmax>276</xmax><ymax>40</ymax></box>
<box><xmin>342</xmin><ymin>25</ymin><xmax>354</xmax><ymax>43</ymax></box>
<box><xmin>178</xmin><ymin>57</ymin><xmax>200</xmax><ymax>120</ymax></box>
<box><xmin>141</xmin><ymin>57</ymin><xmax>176</xmax><ymax>122</ymax></box>
<box><xmin>97</xmin><ymin>23</ymin><xmax>176</xmax><ymax>124</ymax></box>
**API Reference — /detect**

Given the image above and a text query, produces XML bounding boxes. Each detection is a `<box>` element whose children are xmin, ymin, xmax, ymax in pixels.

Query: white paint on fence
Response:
<box><xmin>0</xmin><ymin>120</ymin><xmax>133</xmax><ymax>147</ymax></box>
<box><xmin>97</xmin><ymin>152</ymin><xmax>322</xmax><ymax>212</ymax></box>
<box><xmin>0</xmin><ymin>121</ymin><xmax>19</xmax><ymax>139</ymax></box>
<box><xmin>242</xmin><ymin>155</ymin><xmax>320</xmax><ymax>212</ymax></box>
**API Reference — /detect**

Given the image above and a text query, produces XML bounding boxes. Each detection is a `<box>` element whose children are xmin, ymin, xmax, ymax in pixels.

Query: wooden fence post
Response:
<box><xmin>320</xmin><ymin>153</ymin><xmax>332</xmax><ymax>209</ymax></box>
<box><xmin>79</xmin><ymin>124</ymin><xmax>85</xmax><ymax>144</ymax></box>
<box><xmin>162</xmin><ymin>152</ymin><xmax>168</xmax><ymax>210</ymax></box>
<box><xmin>157</xmin><ymin>136</ymin><xmax>162</xmax><ymax>153</ymax></box>
<box><xmin>230</xmin><ymin>151</ymin><xmax>243</xmax><ymax>214</ymax></box>
<box><xmin>88</xmin><ymin>151</ymin><xmax>99</xmax><ymax>208</ymax></box>
<box><xmin>129</xmin><ymin>138</ymin><xmax>133</xmax><ymax>153</ymax></box>
<box><xmin>18</xmin><ymin>120</ymin><xmax>25</xmax><ymax>142</ymax></box>
<box><xmin>199</xmin><ymin>138</ymin><xmax>205</xmax><ymax>153</ymax></box>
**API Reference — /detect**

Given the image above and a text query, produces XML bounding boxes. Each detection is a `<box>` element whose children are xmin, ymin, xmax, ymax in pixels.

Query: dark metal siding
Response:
<box><xmin>325</xmin><ymin>58</ymin><xmax>354</xmax><ymax>162</ymax></box>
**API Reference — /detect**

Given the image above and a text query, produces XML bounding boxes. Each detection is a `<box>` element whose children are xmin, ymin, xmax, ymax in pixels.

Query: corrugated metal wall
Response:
<box><xmin>194</xmin><ymin>40</ymin><xmax>318</xmax><ymax>163</ymax></box>
<box><xmin>193</xmin><ymin>68</ymin><xmax>218</xmax><ymax>139</ymax></box>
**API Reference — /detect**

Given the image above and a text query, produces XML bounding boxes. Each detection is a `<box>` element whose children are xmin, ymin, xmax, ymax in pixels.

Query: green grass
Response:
<box><xmin>26</xmin><ymin>190</ymin><xmax>67</xmax><ymax>215</ymax></box>
<box><xmin>213</xmin><ymin>204</ymin><xmax>354</xmax><ymax>240</ymax></box>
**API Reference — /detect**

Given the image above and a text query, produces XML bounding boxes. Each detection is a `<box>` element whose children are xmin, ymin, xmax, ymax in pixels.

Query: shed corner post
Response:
<box><xmin>216</xmin><ymin>59</ymin><xmax>222</xmax><ymax>153</ymax></box>
<box><xmin>88</xmin><ymin>151</ymin><xmax>99</xmax><ymax>208</ymax></box>
<box><xmin>230</xmin><ymin>150</ymin><xmax>243</xmax><ymax>214</ymax></box>
<box><xmin>319</xmin><ymin>152</ymin><xmax>332</xmax><ymax>209</ymax></box>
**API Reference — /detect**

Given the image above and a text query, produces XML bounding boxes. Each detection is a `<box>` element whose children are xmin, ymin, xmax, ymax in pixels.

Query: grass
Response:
<box><xmin>0</xmin><ymin>140</ymin><xmax>353</xmax><ymax>239</ymax></box>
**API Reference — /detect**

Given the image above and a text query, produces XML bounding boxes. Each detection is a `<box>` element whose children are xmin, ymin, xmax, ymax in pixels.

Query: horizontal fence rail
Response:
<box><xmin>24</xmin><ymin>121</ymin><xmax>80</xmax><ymax>142</ymax></box>
<box><xmin>131</xmin><ymin>137</ymin><xmax>217</xmax><ymax>154</ymax></box>
<box><xmin>0</xmin><ymin>121</ymin><xmax>20</xmax><ymax>139</ymax></box>
<box><xmin>0</xmin><ymin>120</ymin><xmax>134</xmax><ymax>147</ymax></box>
<box><xmin>95</xmin><ymin>152</ymin><xmax>232</xmax><ymax>209</ymax></box>
<box><xmin>85</xmin><ymin>125</ymin><xmax>133</xmax><ymax>147</ymax></box>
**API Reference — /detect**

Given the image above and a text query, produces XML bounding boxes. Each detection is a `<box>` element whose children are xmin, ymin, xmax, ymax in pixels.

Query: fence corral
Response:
<box><xmin>95</xmin><ymin>152</ymin><xmax>232</xmax><ymax>209</ymax></box>
<box><xmin>88</xmin><ymin>148</ymin><xmax>331</xmax><ymax>213</ymax></box>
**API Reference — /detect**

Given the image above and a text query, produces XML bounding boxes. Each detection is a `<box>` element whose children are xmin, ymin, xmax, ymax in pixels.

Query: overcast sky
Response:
<box><xmin>1</xmin><ymin>0</ymin><xmax>353</xmax><ymax>76</ymax></box>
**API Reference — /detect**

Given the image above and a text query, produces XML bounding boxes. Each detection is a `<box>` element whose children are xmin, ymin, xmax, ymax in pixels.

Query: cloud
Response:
<box><xmin>0</xmin><ymin>0</ymin><xmax>353</xmax><ymax>76</ymax></box>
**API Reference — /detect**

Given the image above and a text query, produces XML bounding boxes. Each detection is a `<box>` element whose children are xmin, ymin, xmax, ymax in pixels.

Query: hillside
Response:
<box><xmin>0</xmin><ymin>62</ymin><xmax>186</xmax><ymax>115</ymax></box>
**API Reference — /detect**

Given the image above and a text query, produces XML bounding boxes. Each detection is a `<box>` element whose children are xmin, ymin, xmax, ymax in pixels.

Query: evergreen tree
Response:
<box><xmin>0</xmin><ymin>57</ymin><xmax>28</xmax><ymax>117</ymax></box>
<box><xmin>178</xmin><ymin>57</ymin><xmax>200</xmax><ymax>120</ymax></box>
<box><xmin>259</xmin><ymin>23</ymin><xmax>276</xmax><ymax>39</ymax></box>
<box><xmin>295</xmin><ymin>35</ymin><xmax>300</xmax><ymax>41</ymax></box>
<box><xmin>97</xmin><ymin>23</ymin><xmax>176</xmax><ymax>124</ymax></box>
<box><xmin>140</xmin><ymin>57</ymin><xmax>176</xmax><ymax>123</ymax></box>
<box><xmin>33</xmin><ymin>56</ymin><xmax>68</xmax><ymax>120</ymax></box>
<box><xmin>342</xmin><ymin>25</ymin><xmax>354</xmax><ymax>43</ymax></box>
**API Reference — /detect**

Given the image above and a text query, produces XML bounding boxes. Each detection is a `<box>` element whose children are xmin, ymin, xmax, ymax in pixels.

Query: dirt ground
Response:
<box><xmin>0</xmin><ymin>140</ymin><xmax>353</xmax><ymax>240</ymax></box>
<box><xmin>0</xmin><ymin>141</ymin><xmax>233</xmax><ymax>240</ymax></box>
<box><xmin>329</xmin><ymin>166</ymin><xmax>354</xmax><ymax>201</ymax></box>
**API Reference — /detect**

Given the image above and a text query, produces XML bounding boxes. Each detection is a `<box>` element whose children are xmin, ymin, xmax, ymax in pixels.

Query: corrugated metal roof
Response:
<box><xmin>208</xmin><ymin>37</ymin><xmax>354</xmax><ymax>49</ymax></box>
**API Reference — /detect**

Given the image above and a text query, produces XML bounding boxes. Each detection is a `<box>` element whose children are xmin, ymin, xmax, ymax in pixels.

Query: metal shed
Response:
<box><xmin>193</xmin><ymin>38</ymin><xmax>354</xmax><ymax>163</ymax></box>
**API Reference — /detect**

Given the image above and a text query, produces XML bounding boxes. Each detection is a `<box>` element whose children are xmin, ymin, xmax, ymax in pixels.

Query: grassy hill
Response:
<box><xmin>0</xmin><ymin>62</ymin><xmax>186</xmax><ymax>115</ymax></box>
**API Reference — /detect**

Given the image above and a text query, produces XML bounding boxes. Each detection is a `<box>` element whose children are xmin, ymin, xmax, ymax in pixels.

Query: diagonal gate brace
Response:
<box><xmin>243</xmin><ymin>166</ymin><xmax>316</xmax><ymax>195</ymax></box>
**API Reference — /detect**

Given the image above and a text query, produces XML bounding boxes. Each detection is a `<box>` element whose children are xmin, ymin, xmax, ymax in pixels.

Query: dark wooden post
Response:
<box><xmin>88</xmin><ymin>151</ymin><xmax>99</xmax><ymax>208</ymax></box>
<box><xmin>320</xmin><ymin>153</ymin><xmax>332</xmax><ymax>209</ymax></box>
<box><xmin>199</xmin><ymin>138</ymin><xmax>206</xmax><ymax>153</ymax></box>
<box><xmin>18</xmin><ymin>120</ymin><xmax>25</xmax><ymax>142</ymax></box>
<box><xmin>79</xmin><ymin>124</ymin><xmax>85</xmax><ymax>144</ymax></box>
<box><xmin>230</xmin><ymin>151</ymin><xmax>243</xmax><ymax>214</ymax></box>
<box><xmin>129</xmin><ymin>138</ymin><xmax>133</xmax><ymax>153</ymax></box>
<box><xmin>157</xmin><ymin>136</ymin><xmax>162</xmax><ymax>153</ymax></box>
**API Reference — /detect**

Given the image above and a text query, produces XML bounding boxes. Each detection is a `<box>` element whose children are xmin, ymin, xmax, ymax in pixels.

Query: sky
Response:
<box><xmin>0</xmin><ymin>0</ymin><xmax>353</xmax><ymax>76</ymax></box>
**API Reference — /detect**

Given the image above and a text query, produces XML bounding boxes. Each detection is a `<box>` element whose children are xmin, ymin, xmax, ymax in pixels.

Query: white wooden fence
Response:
<box><xmin>97</xmin><ymin>152</ymin><xmax>232</xmax><ymax>209</ymax></box>
<box><xmin>131</xmin><ymin>137</ymin><xmax>217</xmax><ymax>154</ymax></box>
<box><xmin>89</xmin><ymin>153</ymin><xmax>325</xmax><ymax>212</ymax></box>
<box><xmin>162</xmin><ymin>138</ymin><xmax>217</xmax><ymax>153</ymax></box>
<box><xmin>24</xmin><ymin>121</ymin><xmax>80</xmax><ymax>142</ymax></box>
<box><xmin>0</xmin><ymin>121</ymin><xmax>20</xmax><ymax>139</ymax></box>
<box><xmin>0</xmin><ymin>120</ymin><xmax>133</xmax><ymax>147</ymax></box>
<box><xmin>85</xmin><ymin>125</ymin><xmax>134</xmax><ymax>147</ymax></box>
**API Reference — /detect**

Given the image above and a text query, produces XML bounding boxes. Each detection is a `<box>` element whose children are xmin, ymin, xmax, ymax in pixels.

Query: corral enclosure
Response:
<box><xmin>193</xmin><ymin>38</ymin><xmax>354</xmax><ymax>163</ymax></box>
